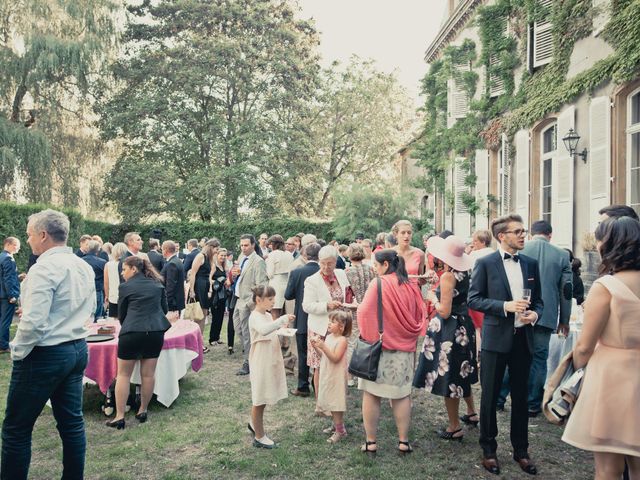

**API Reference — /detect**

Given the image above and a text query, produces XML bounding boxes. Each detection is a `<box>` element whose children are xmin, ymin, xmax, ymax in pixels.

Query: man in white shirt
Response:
<box><xmin>468</xmin><ymin>214</ymin><xmax>544</xmax><ymax>476</ymax></box>
<box><xmin>469</xmin><ymin>229</ymin><xmax>494</xmax><ymax>264</ymax></box>
<box><xmin>1</xmin><ymin>209</ymin><xmax>96</xmax><ymax>480</ymax></box>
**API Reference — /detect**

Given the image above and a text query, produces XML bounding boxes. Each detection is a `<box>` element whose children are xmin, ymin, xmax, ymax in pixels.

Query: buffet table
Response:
<box><xmin>84</xmin><ymin>320</ymin><xmax>204</xmax><ymax>407</ymax></box>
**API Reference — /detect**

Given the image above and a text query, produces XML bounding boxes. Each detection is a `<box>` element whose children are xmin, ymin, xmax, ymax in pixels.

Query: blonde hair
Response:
<box><xmin>392</xmin><ymin>219</ymin><xmax>412</xmax><ymax>234</ymax></box>
<box><xmin>111</xmin><ymin>242</ymin><xmax>129</xmax><ymax>261</ymax></box>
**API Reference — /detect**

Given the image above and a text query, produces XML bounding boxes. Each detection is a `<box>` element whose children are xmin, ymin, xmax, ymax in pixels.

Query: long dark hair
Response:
<box><xmin>374</xmin><ymin>249</ymin><xmax>409</xmax><ymax>285</ymax></box>
<box><xmin>124</xmin><ymin>256</ymin><xmax>163</xmax><ymax>283</ymax></box>
<box><xmin>594</xmin><ymin>216</ymin><xmax>640</xmax><ymax>275</ymax></box>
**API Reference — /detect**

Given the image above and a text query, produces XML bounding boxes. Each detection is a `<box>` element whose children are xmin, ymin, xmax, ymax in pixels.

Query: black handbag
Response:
<box><xmin>348</xmin><ymin>278</ymin><xmax>383</xmax><ymax>381</ymax></box>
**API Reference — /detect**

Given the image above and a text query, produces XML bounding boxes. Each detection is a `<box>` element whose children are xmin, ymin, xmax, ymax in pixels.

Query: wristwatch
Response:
<box><xmin>8</xmin><ymin>297</ymin><xmax>17</xmax><ymax>304</ymax></box>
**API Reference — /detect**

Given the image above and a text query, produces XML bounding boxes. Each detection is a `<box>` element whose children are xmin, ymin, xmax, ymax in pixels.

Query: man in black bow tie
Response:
<box><xmin>468</xmin><ymin>214</ymin><xmax>544</xmax><ymax>476</ymax></box>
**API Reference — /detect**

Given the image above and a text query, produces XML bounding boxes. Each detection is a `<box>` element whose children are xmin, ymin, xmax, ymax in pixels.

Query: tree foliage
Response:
<box><xmin>99</xmin><ymin>0</ymin><xmax>321</xmax><ymax>223</ymax></box>
<box><xmin>0</xmin><ymin>0</ymin><xmax>118</xmax><ymax>206</ymax></box>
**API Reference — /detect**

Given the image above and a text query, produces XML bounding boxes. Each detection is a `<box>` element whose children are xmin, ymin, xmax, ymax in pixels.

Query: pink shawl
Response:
<box><xmin>357</xmin><ymin>273</ymin><xmax>425</xmax><ymax>352</ymax></box>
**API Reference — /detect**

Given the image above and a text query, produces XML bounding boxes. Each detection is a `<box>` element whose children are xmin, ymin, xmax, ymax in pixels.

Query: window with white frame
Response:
<box><xmin>447</xmin><ymin>62</ymin><xmax>471</xmax><ymax>127</ymax></box>
<box><xmin>628</xmin><ymin>88</ymin><xmax>640</xmax><ymax>216</ymax></box>
<box><xmin>529</xmin><ymin>0</ymin><xmax>553</xmax><ymax>70</ymax></box>
<box><xmin>541</xmin><ymin>123</ymin><xmax>557</xmax><ymax>224</ymax></box>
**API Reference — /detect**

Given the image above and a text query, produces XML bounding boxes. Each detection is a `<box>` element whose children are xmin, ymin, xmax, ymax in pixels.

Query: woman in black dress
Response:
<box><xmin>208</xmin><ymin>248</ymin><xmax>231</xmax><ymax>347</ymax></box>
<box><xmin>413</xmin><ymin>235</ymin><xmax>477</xmax><ymax>441</ymax></box>
<box><xmin>189</xmin><ymin>239</ymin><xmax>219</xmax><ymax>349</ymax></box>
<box><xmin>106</xmin><ymin>256</ymin><xmax>170</xmax><ymax>429</ymax></box>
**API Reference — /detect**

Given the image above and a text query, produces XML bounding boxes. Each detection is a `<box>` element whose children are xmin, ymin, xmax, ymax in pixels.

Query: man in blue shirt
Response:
<box><xmin>0</xmin><ymin>237</ymin><xmax>21</xmax><ymax>353</ymax></box>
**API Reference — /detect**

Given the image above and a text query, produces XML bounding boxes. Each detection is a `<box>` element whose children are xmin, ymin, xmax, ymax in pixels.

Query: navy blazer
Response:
<box><xmin>147</xmin><ymin>249</ymin><xmax>166</xmax><ymax>273</ymax></box>
<box><xmin>118</xmin><ymin>274</ymin><xmax>170</xmax><ymax>335</ymax></box>
<box><xmin>284</xmin><ymin>261</ymin><xmax>320</xmax><ymax>334</ymax></box>
<box><xmin>183</xmin><ymin>248</ymin><xmax>200</xmax><ymax>275</ymax></box>
<box><xmin>82</xmin><ymin>253</ymin><xmax>107</xmax><ymax>293</ymax></box>
<box><xmin>161</xmin><ymin>255</ymin><xmax>186</xmax><ymax>311</ymax></box>
<box><xmin>0</xmin><ymin>251</ymin><xmax>20</xmax><ymax>299</ymax></box>
<box><xmin>467</xmin><ymin>250</ymin><xmax>544</xmax><ymax>354</ymax></box>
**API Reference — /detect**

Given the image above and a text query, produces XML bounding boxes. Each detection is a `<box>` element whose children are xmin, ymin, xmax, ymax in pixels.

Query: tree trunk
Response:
<box><xmin>10</xmin><ymin>84</ymin><xmax>27</xmax><ymax>122</ymax></box>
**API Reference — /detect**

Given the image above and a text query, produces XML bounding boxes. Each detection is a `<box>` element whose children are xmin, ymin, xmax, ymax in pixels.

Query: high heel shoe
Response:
<box><xmin>135</xmin><ymin>412</ymin><xmax>147</xmax><ymax>423</ymax></box>
<box><xmin>460</xmin><ymin>413</ymin><xmax>479</xmax><ymax>427</ymax></box>
<box><xmin>105</xmin><ymin>418</ymin><xmax>125</xmax><ymax>430</ymax></box>
<box><xmin>437</xmin><ymin>428</ymin><xmax>463</xmax><ymax>441</ymax></box>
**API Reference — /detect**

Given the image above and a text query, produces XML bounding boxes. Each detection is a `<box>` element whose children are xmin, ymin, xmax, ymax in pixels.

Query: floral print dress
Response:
<box><xmin>412</xmin><ymin>271</ymin><xmax>478</xmax><ymax>398</ymax></box>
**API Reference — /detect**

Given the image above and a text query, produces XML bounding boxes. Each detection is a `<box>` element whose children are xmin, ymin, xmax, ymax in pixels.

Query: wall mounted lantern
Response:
<box><xmin>562</xmin><ymin>128</ymin><xmax>588</xmax><ymax>163</ymax></box>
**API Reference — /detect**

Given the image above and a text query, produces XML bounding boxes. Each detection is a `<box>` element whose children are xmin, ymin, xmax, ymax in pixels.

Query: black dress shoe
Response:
<box><xmin>528</xmin><ymin>410</ymin><xmax>541</xmax><ymax>418</ymax></box>
<box><xmin>236</xmin><ymin>364</ymin><xmax>250</xmax><ymax>375</ymax></box>
<box><xmin>481</xmin><ymin>456</ymin><xmax>500</xmax><ymax>475</ymax></box>
<box><xmin>135</xmin><ymin>412</ymin><xmax>147</xmax><ymax>423</ymax></box>
<box><xmin>496</xmin><ymin>404</ymin><xmax>505</xmax><ymax>412</ymax></box>
<box><xmin>105</xmin><ymin>418</ymin><xmax>125</xmax><ymax>430</ymax></box>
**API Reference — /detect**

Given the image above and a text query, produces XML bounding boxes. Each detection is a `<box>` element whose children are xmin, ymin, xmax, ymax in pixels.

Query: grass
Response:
<box><xmin>0</xmin><ymin>320</ymin><xmax>594</xmax><ymax>479</ymax></box>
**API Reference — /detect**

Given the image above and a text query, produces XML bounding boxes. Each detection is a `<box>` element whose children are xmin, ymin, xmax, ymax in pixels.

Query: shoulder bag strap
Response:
<box><xmin>377</xmin><ymin>277</ymin><xmax>383</xmax><ymax>337</ymax></box>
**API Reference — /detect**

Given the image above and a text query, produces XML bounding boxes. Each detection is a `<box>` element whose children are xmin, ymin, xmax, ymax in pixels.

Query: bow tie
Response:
<box><xmin>503</xmin><ymin>253</ymin><xmax>519</xmax><ymax>262</ymax></box>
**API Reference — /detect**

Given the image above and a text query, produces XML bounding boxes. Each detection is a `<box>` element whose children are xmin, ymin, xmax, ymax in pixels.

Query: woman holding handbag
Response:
<box><xmin>356</xmin><ymin>249</ymin><xmax>425</xmax><ymax>456</ymax></box>
<box><xmin>188</xmin><ymin>239</ymin><xmax>219</xmax><ymax>352</ymax></box>
<box><xmin>208</xmin><ymin>248</ymin><xmax>231</xmax><ymax>346</ymax></box>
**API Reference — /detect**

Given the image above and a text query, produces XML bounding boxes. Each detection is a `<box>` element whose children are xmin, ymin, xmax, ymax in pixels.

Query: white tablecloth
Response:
<box><xmin>83</xmin><ymin>347</ymin><xmax>198</xmax><ymax>408</ymax></box>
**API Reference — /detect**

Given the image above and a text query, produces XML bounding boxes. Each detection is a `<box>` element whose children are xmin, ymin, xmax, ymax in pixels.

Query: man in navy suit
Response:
<box><xmin>468</xmin><ymin>214</ymin><xmax>544</xmax><ymax>476</ymax></box>
<box><xmin>161</xmin><ymin>240</ymin><xmax>185</xmax><ymax>317</ymax></box>
<box><xmin>182</xmin><ymin>239</ymin><xmax>200</xmax><ymax>277</ymax></box>
<box><xmin>0</xmin><ymin>237</ymin><xmax>21</xmax><ymax>353</ymax></box>
<box><xmin>284</xmin><ymin>242</ymin><xmax>321</xmax><ymax>397</ymax></box>
<box><xmin>82</xmin><ymin>240</ymin><xmax>107</xmax><ymax>320</ymax></box>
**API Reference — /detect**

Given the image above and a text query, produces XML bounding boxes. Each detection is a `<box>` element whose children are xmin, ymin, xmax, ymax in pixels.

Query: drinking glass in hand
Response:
<box><xmin>521</xmin><ymin>288</ymin><xmax>531</xmax><ymax>302</ymax></box>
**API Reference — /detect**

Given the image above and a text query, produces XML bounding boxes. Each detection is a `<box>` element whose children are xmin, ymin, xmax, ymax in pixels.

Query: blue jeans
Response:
<box><xmin>497</xmin><ymin>325</ymin><xmax>553</xmax><ymax>412</ymax></box>
<box><xmin>1</xmin><ymin>339</ymin><xmax>88</xmax><ymax>480</ymax></box>
<box><xmin>0</xmin><ymin>299</ymin><xmax>16</xmax><ymax>350</ymax></box>
<box><xmin>94</xmin><ymin>290</ymin><xmax>104</xmax><ymax>320</ymax></box>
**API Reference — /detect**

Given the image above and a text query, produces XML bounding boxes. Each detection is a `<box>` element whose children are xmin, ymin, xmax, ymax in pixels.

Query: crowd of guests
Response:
<box><xmin>0</xmin><ymin>204</ymin><xmax>639</xmax><ymax>479</ymax></box>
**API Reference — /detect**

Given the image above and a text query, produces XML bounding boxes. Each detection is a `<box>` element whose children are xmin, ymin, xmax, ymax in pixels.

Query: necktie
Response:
<box><xmin>504</xmin><ymin>253</ymin><xmax>519</xmax><ymax>263</ymax></box>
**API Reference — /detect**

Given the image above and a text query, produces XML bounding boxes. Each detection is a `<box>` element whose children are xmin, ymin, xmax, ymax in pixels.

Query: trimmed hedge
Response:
<box><xmin>0</xmin><ymin>202</ymin><xmax>333</xmax><ymax>273</ymax></box>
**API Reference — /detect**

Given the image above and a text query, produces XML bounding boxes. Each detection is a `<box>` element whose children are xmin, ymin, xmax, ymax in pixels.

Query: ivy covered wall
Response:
<box><xmin>412</xmin><ymin>0</ymin><xmax>640</xmax><ymax>218</ymax></box>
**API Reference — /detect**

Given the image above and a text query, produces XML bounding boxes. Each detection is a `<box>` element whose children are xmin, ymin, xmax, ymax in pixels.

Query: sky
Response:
<box><xmin>297</xmin><ymin>0</ymin><xmax>449</xmax><ymax>106</ymax></box>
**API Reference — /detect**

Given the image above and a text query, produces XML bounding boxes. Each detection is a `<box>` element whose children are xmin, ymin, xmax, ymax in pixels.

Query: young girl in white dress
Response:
<box><xmin>311</xmin><ymin>310</ymin><xmax>352</xmax><ymax>443</ymax></box>
<box><xmin>248</xmin><ymin>286</ymin><xmax>294</xmax><ymax>449</ymax></box>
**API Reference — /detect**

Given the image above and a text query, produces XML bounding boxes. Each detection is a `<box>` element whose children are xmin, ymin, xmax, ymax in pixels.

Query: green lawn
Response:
<box><xmin>0</xmin><ymin>321</ymin><xmax>594</xmax><ymax>479</ymax></box>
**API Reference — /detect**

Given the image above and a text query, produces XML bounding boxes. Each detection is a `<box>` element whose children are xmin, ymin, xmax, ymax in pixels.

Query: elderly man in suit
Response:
<box><xmin>231</xmin><ymin>234</ymin><xmax>268</xmax><ymax>375</ymax></box>
<box><xmin>468</xmin><ymin>214</ymin><xmax>544</xmax><ymax>476</ymax></box>
<box><xmin>497</xmin><ymin>220</ymin><xmax>572</xmax><ymax>417</ymax></box>
<box><xmin>0</xmin><ymin>237</ymin><xmax>21</xmax><ymax>354</ymax></box>
<box><xmin>284</xmin><ymin>243</ymin><xmax>321</xmax><ymax>397</ymax></box>
<box><xmin>161</xmin><ymin>240</ymin><xmax>185</xmax><ymax>320</ymax></box>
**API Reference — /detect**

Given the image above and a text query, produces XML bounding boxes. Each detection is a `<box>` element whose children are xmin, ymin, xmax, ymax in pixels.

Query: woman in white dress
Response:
<box><xmin>265</xmin><ymin>234</ymin><xmax>294</xmax><ymax>320</ymax></box>
<box><xmin>103</xmin><ymin>242</ymin><xmax>129</xmax><ymax>319</ymax></box>
<box><xmin>248</xmin><ymin>285</ymin><xmax>294</xmax><ymax>449</ymax></box>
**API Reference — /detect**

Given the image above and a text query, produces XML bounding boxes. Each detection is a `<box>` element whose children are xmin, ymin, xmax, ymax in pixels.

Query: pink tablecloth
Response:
<box><xmin>84</xmin><ymin>320</ymin><xmax>204</xmax><ymax>394</ymax></box>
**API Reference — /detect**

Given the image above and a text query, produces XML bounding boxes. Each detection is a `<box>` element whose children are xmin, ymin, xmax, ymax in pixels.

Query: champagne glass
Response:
<box><xmin>521</xmin><ymin>289</ymin><xmax>531</xmax><ymax>302</ymax></box>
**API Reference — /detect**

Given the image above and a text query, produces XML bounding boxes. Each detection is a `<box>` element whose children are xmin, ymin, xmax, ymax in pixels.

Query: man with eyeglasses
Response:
<box><xmin>468</xmin><ymin>214</ymin><xmax>544</xmax><ymax>476</ymax></box>
<box><xmin>496</xmin><ymin>220</ymin><xmax>572</xmax><ymax>418</ymax></box>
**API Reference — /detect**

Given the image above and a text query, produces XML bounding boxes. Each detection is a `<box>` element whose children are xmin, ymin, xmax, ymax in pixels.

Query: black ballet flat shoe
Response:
<box><xmin>361</xmin><ymin>441</ymin><xmax>377</xmax><ymax>458</ymax></box>
<box><xmin>397</xmin><ymin>440</ymin><xmax>413</xmax><ymax>456</ymax></box>
<box><xmin>437</xmin><ymin>428</ymin><xmax>463</xmax><ymax>442</ymax></box>
<box><xmin>460</xmin><ymin>413</ymin><xmax>479</xmax><ymax>426</ymax></box>
<box><xmin>135</xmin><ymin>412</ymin><xmax>147</xmax><ymax>423</ymax></box>
<box><xmin>105</xmin><ymin>418</ymin><xmax>125</xmax><ymax>430</ymax></box>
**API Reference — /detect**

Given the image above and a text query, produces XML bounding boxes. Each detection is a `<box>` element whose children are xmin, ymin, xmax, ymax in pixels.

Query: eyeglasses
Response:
<box><xmin>504</xmin><ymin>229</ymin><xmax>528</xmax><ymax>236</ymax></box>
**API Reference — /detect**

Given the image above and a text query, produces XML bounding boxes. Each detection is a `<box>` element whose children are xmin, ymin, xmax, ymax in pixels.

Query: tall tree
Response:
<box><xmin>0</xmin><ymin>0</ymin><xmax>119</xmax><ymax>206</ymax></box>
<box><xmin>305</xmin><ymin>58</ymin><xmax>414</xmax><ymax>216</ymax></box>
<box><xmin>100</xmin><ymin>0</ymin><xmax>320</xmax><ymax>223</ymax></box>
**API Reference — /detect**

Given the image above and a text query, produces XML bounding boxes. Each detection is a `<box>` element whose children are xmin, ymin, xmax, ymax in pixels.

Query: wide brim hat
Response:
<box><xmin>426</xmin><ymin>235</ymin><xmax>474</xmax><ymax>272</ymax></box>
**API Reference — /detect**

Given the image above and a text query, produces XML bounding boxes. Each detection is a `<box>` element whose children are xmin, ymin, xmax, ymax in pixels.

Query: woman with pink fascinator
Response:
<box><xmin>413</xmin><ymin>234</ymin><xmax>478</xmax><ymax>442</ymax></box>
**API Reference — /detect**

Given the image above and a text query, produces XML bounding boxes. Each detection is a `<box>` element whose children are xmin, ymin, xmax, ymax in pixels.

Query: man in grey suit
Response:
<box><xmin>497</xmin><ymin>220</ymin><xmax>572</xmax><ymax>416</ymax></box>
<box><xmin>231</xmin><ymin>234</ymin><xmax>268</xmax><ymax>375</ymax></box>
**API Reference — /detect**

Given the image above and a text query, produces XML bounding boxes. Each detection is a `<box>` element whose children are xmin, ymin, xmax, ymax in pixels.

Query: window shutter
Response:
<box><xmin>454</xmin><ymin>159</ymin><xmax>472</xmax><ymax>238</ymax></box>
<box><xmin>592</xmin><ymin>0</ymin><xmax>611</xmax><ymax>36</ymax></box>
<box><xmin>475</xmin><ymin>149</ymin><xmax>490</xmax><ymax>230</ymax></box>
<box><xmin>589</xmin><ymin>96</ymin><xmax>611</xmax><ymax>231</ymax></box>
<box><xmin>515</xmin><ymin>129</ymin><xmax>530</xmax><ymax>223</ymax></box>
<box><xmin>489</xmin><ymin>19</ymin><xmax>509</xmax><ymax>97</ymax></box>
<box><xmin>444</xmin><ymin>167</ymin><xmax>453</xmax><ymax>231</ymax></box>
<box><xmin>532</xmin><ymin>0</ymin><xmax>553</xmax><ymax>68</ymax></box>
<box><xmin>500</xmin><ymin>133</ymin><xmax>512</xmax><ymax>215</ymax></box>
<box><xmin>447</xmin><ymin>63</ymin><xmax>470</xmax><ymax>127</ymax></box>
<box><xmin>553</xmin><ymin>106</ymin><xmax>575</xmax><ymax>249</ymax></box>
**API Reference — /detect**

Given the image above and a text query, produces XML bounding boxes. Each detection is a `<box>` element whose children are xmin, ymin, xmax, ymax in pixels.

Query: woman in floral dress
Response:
<box><xmin>413</xmin><ymin>235</ymin><xmax>478</xmax><ymax>441</ymax></box>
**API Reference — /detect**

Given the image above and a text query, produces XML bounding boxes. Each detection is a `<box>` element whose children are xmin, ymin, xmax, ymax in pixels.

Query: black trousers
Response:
<box><xmin>227</xmin><ymin>307</ymin><xmax>235</xmax><ymax>348</ymax></box>
<box><xmin>296</xmin><ymin>333</ymin><xmax>310</xmax><ymax>391</ymax></box>
<box><xmin>209</xmin><ymin>297</ymin><xmax>226</xmax><ymax>343</ymax></box>
<box><xmin>479</xmin><ymin>328</ymin><xmax>532</xmax><ymax>458</ymax></box>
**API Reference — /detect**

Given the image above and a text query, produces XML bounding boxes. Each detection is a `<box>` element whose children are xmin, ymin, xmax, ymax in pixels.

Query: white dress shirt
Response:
<box><xmin>10</xmin><ymin>246</ymin><xmax>96</xmax><ymax>360</ymax></box>
<box><xmin>497</xmin><ymin>246</ymin><xmax>526</xmax><ymax>328</ymax></box>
